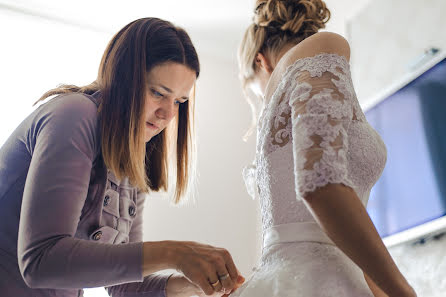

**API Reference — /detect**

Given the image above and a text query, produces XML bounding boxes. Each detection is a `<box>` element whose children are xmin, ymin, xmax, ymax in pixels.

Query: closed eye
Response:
<box><xmin>151</xmin><ymin>89</ymin><xmax>164</xmax><ymax>98</ymax></box>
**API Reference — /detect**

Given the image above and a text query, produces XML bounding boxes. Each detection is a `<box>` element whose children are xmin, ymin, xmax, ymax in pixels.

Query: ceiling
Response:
<box><xmin>0</xmin><ymin>0</ymin><xmax>253</xmax><ymax>32</ymax></box>
<box><xmin>0</xmin><ymin>0</ymin><xmax>372</xmax><ymax>58</ymax></box>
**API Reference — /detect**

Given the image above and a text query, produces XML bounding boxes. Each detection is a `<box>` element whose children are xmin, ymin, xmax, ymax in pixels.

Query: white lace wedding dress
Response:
<box><xmin>235</xmin><ymin>53</ymin><xmax>387</xmax><ymax>297</ymax></box>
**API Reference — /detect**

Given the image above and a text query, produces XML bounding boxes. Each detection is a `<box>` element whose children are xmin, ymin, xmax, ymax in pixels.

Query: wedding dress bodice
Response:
<box><xmin>243</xmin><ymin>53</ymin><xmax>387</xmax><ymax>237</ymax></box>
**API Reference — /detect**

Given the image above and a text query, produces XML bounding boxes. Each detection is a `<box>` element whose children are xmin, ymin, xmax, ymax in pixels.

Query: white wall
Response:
<box><xmin>347</xmin><ymin>0</ymin><xmax>446</xmax><ymax>104</ymax></box>
<box><xmin>0</xmin><ymin>8</ymin><xmax>109</xmax><ymax>146</ymax></box>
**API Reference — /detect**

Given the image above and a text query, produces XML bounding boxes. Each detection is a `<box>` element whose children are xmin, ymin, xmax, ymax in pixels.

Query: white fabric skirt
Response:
<box><xmin>231</xmin><ymin>222</ymin><xmax>374</xmax><ymax>297</ymax></box>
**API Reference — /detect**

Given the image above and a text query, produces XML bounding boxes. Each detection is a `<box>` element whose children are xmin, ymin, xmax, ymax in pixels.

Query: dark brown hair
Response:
<box><xmin>37</xmin><ymin>18</ymin><xmax>200</xmax><ymax>203</ymax></box>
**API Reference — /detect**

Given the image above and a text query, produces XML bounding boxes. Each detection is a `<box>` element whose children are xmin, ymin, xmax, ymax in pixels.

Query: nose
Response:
<box><xmin>155</xmin><ymin>99</ymin><xmax>176</xmax><ymax>121</ymax></box>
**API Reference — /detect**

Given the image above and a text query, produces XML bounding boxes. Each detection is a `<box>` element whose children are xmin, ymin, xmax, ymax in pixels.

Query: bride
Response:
<box><xmin>233</xmin><ymin>1</ymin><xmax>417</xmax><ymax>296</ymax></box>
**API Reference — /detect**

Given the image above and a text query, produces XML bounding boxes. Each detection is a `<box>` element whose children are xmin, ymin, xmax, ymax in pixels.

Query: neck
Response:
<box><xmin>262</xmin><ymin>42</ymin><xmax>297</xmax><ymax>98</ymax></box>
<box><xmin>271</xmin><ymin>42</ymin><xmax>297</xmax><ymax>69</ymax></box>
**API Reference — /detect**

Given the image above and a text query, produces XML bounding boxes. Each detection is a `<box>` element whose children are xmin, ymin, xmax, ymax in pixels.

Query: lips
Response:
<box><xmin>146</xmin><ymin>122</ymin><xmax>159</xmax><ymax>130</ymax></box>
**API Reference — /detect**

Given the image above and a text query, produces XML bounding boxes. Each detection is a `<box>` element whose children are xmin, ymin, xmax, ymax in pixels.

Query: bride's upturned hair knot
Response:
<box><xmin>253</xmin><ymin>0</ymin><xmax>330</xmax><ymax>36</ymax></box>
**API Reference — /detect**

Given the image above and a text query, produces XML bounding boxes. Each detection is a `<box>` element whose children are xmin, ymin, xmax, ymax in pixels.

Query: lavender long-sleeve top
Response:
<box><xmin>0</xmin><ymin>92</ymin><xmax>170</xmax><ymax>297</ymax></box>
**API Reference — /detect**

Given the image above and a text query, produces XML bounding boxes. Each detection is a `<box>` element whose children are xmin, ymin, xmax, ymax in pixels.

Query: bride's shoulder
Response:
<box><xmin>286</xmin><ymin>32</ymin><xmax>351</xmax><ymax>65</ymax></box>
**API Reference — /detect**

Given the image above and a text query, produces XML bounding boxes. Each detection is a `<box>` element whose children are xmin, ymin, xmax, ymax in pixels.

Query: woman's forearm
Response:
<box><xmin>303</xmin><ymin>183</ymin><xmax>414</xmax><ymax>297</ymax></box>
<box><xmin>142</xmin><ymin>241</ymin><xmax>174</xmax><ymax>276</ymax></box>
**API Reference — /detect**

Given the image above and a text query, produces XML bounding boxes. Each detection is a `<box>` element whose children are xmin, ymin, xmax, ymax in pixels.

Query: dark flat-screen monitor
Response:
<box><xmin>364</xmin><ymin>53</ymin><xmax>446</xmax><ymax>246</ymax></box>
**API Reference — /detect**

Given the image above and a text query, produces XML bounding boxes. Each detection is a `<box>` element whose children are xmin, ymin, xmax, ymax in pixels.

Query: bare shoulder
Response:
<box><xmin>286</xmin><ymin>32</ymin><xmax>351</xmax><ymax>63</ymax></box>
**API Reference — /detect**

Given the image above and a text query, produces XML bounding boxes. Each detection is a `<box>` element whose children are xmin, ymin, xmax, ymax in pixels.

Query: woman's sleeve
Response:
<box><xmin>105</xmin><ymin>191</ymin><xmax>172</xmax><ymax>297</ymax></box>
<box><xmin>18</xmin><ymin>94</ymin><xmax>143</xmax><ymax>289</ymax></box>
<box><xmin>287</xmin><ymin>53</ymin><xmax>356</xmax><ymax>200</ymax></box>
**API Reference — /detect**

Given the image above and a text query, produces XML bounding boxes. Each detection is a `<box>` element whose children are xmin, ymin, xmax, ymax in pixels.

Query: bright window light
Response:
<box><xmin>0</xmin><ymin>8</ymin><xmax>110</xmax><ymax>146</ymax></box>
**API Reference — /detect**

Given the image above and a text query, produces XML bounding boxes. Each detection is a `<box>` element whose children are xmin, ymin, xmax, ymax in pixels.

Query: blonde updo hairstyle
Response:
<box><xmin>238</xmin><ymin>0</ymin><xmax>330</xmax><ymax>138</ymax></box>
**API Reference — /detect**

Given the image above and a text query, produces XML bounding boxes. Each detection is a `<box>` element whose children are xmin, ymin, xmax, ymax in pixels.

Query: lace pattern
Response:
<box><xmin>256</xmin><ymin>53</ymin><xmax>360</xmax><ymax>199</ymax></box>
<box><xmin>243</xmin><ymin>52</ymin><xmax>386</xmax><ymax>224</ymax></box>
<box><xmin>231</xmin><ymin>242</ymin><xmax>374</xmax><ymax>297</ymax></box>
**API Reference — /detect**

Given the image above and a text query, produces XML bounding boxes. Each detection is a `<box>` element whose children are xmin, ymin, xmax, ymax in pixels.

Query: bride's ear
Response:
<box><xmin>255</xmin><ymin>52</ymin><xmax>274</xmax><ymax>74</ymax></box>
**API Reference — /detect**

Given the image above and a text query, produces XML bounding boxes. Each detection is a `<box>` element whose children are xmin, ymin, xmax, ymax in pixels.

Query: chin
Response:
<box><xmin>145</xmin><ymin>130</ymin><xmax>160</xmax><ymax>143</ymax></box>
<box><xmin>144</xmin><ymin>133</ymin><xmax>153</xmax><ymax>143</ymax></box>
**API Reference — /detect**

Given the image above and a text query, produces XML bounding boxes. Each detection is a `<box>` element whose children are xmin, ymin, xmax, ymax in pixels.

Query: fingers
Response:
<box><xmin>200</xmin><ymin>248</ymin><xmax>238</xmax><ymax>294</ymax></box>
<box><xmin>174</xmin><ymin>241</ymin><xmax>242</xmax><ymax>295</ymax></box>
<box><xmin>208</xmin><ymin>261</ymin><xmax>231</xmax><ymax>293</ymax></box>
<box><xmin>221</xmin><ymin>272</ymin><xmax>246</xmax><ymax>297</ymax></box>
<box><xmin>214</xmin><ymin>249</ymin><xmax>238</xmax><ymax>292</ymax></box>
<box><xmin>217</xmin><ymin>270</ymin><xmax>232</xmax><ymax>292</ymax></box>
<box><xmin>221</xmin><ymin>249</ymin><xmax>239</xmax><ymax>282</ymax></box>
<box><xmin>209</xmin><ymin>277</ymin><xmax>223</xmax><ymax>293</ymax></box>
<box><xmin>236</xmin><ymin>274</ymin><xmax>246</xmax><ymax>284</ymax></box>
<box><xmin>193</xmin><ymin>264</ymin><xmax>226</xmax><ymax>296</ymax></box>
<box><xmin>197</xmin><ymin>276</ymin><xmax>215</xmax><ymax>296</ymax></box>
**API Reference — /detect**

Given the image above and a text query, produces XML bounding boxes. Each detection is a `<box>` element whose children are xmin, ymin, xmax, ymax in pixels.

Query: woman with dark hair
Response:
<box><xmin>0</xmin><ymin>18</ymin><xmax>243</xmax><ymax>297</ymax></box>
<box><xmin>235</xmin><ymin>0</ymin><xmax>416</xmax><ymax>296</ymax></box>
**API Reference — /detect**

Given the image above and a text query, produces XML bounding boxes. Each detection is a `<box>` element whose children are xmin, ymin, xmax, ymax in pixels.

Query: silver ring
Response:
<box><xmin>219</xmin><ymin>273</ymin><xmax>230</xmax><ymax>280</ymax></box>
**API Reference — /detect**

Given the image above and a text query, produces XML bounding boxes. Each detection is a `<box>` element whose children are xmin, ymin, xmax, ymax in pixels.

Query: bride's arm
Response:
<box><xmin>286</xmin><ymin>32</ymin><xmax>416</xmax><ymax>297</ymax></box>
<box><xmin>364</xmin><ymin>272</ymin><xmax>389</xmax><ymax>297</ymax></box>
<box><xmin>303</xmin><ymin>184</ymin><xmax>414</xmax><ymax>297</ymax></box>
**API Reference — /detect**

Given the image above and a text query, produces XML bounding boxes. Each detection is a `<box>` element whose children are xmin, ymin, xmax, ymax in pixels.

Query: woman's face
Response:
<box><xmin>144</xmin><ymin>62</ymin><xmax>197</xmax><ymax>142</ymax></box>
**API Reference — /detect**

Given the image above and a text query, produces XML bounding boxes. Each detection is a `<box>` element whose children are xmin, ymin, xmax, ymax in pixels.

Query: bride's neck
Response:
<box><xmin>271</xmin><ymin>42</ymin><xmax>298</xmax><ymax>69</ymax></box>
<box><xmin>263</xmin><ymin>42</ymin><xmax>298</xmax><ymax>100</ymax></box>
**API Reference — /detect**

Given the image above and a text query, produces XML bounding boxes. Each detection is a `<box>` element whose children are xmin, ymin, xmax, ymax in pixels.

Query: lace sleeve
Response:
<box><xmin>287</xmin><ymin>53</ymin><xmax>355</xmax><ymax>199</ymax></box>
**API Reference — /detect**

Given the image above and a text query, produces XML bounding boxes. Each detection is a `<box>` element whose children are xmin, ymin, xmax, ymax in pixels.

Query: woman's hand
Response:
<box><xmin>143</xmin><ymin>241</ymin><xmax>244</xmax><ymax>296</ymax></box>
<box><xmin>222</xmin><ymin>274</ymin><xmax>245</xmax><ymax>296</ymax></box>
<box><xmin>166</xmin><ymin>274</ymin><xmax>245</xmax><ymax>297</ymax></box>
<box><xmin>166</xmin><ymin>274</ymin><xmax>219</xmax><ymax>297</ymax></box>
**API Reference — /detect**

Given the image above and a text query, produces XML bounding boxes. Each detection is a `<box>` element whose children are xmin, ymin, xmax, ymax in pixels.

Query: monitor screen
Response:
<box><xmin>365</xmin><ymin>58</ymin><xmax>446</xmax><ymax>238</ymax></box>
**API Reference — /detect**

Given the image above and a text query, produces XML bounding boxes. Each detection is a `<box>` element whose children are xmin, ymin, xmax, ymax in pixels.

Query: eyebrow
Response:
<box><xmin>155</xmin><ymin>84</ymin><xmax>189</xmax><ymax>100</ymax></box>
<box><xmin>159</xmin><ymin>84</ymin><xmax>173</xmax><ymax>93</ymax></box>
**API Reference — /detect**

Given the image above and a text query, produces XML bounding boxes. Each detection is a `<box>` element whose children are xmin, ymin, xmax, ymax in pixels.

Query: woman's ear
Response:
<box><xmin>255</xmin><ymin>52</ymin><xmax>274</xmax><ymax>74</ymax></box>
